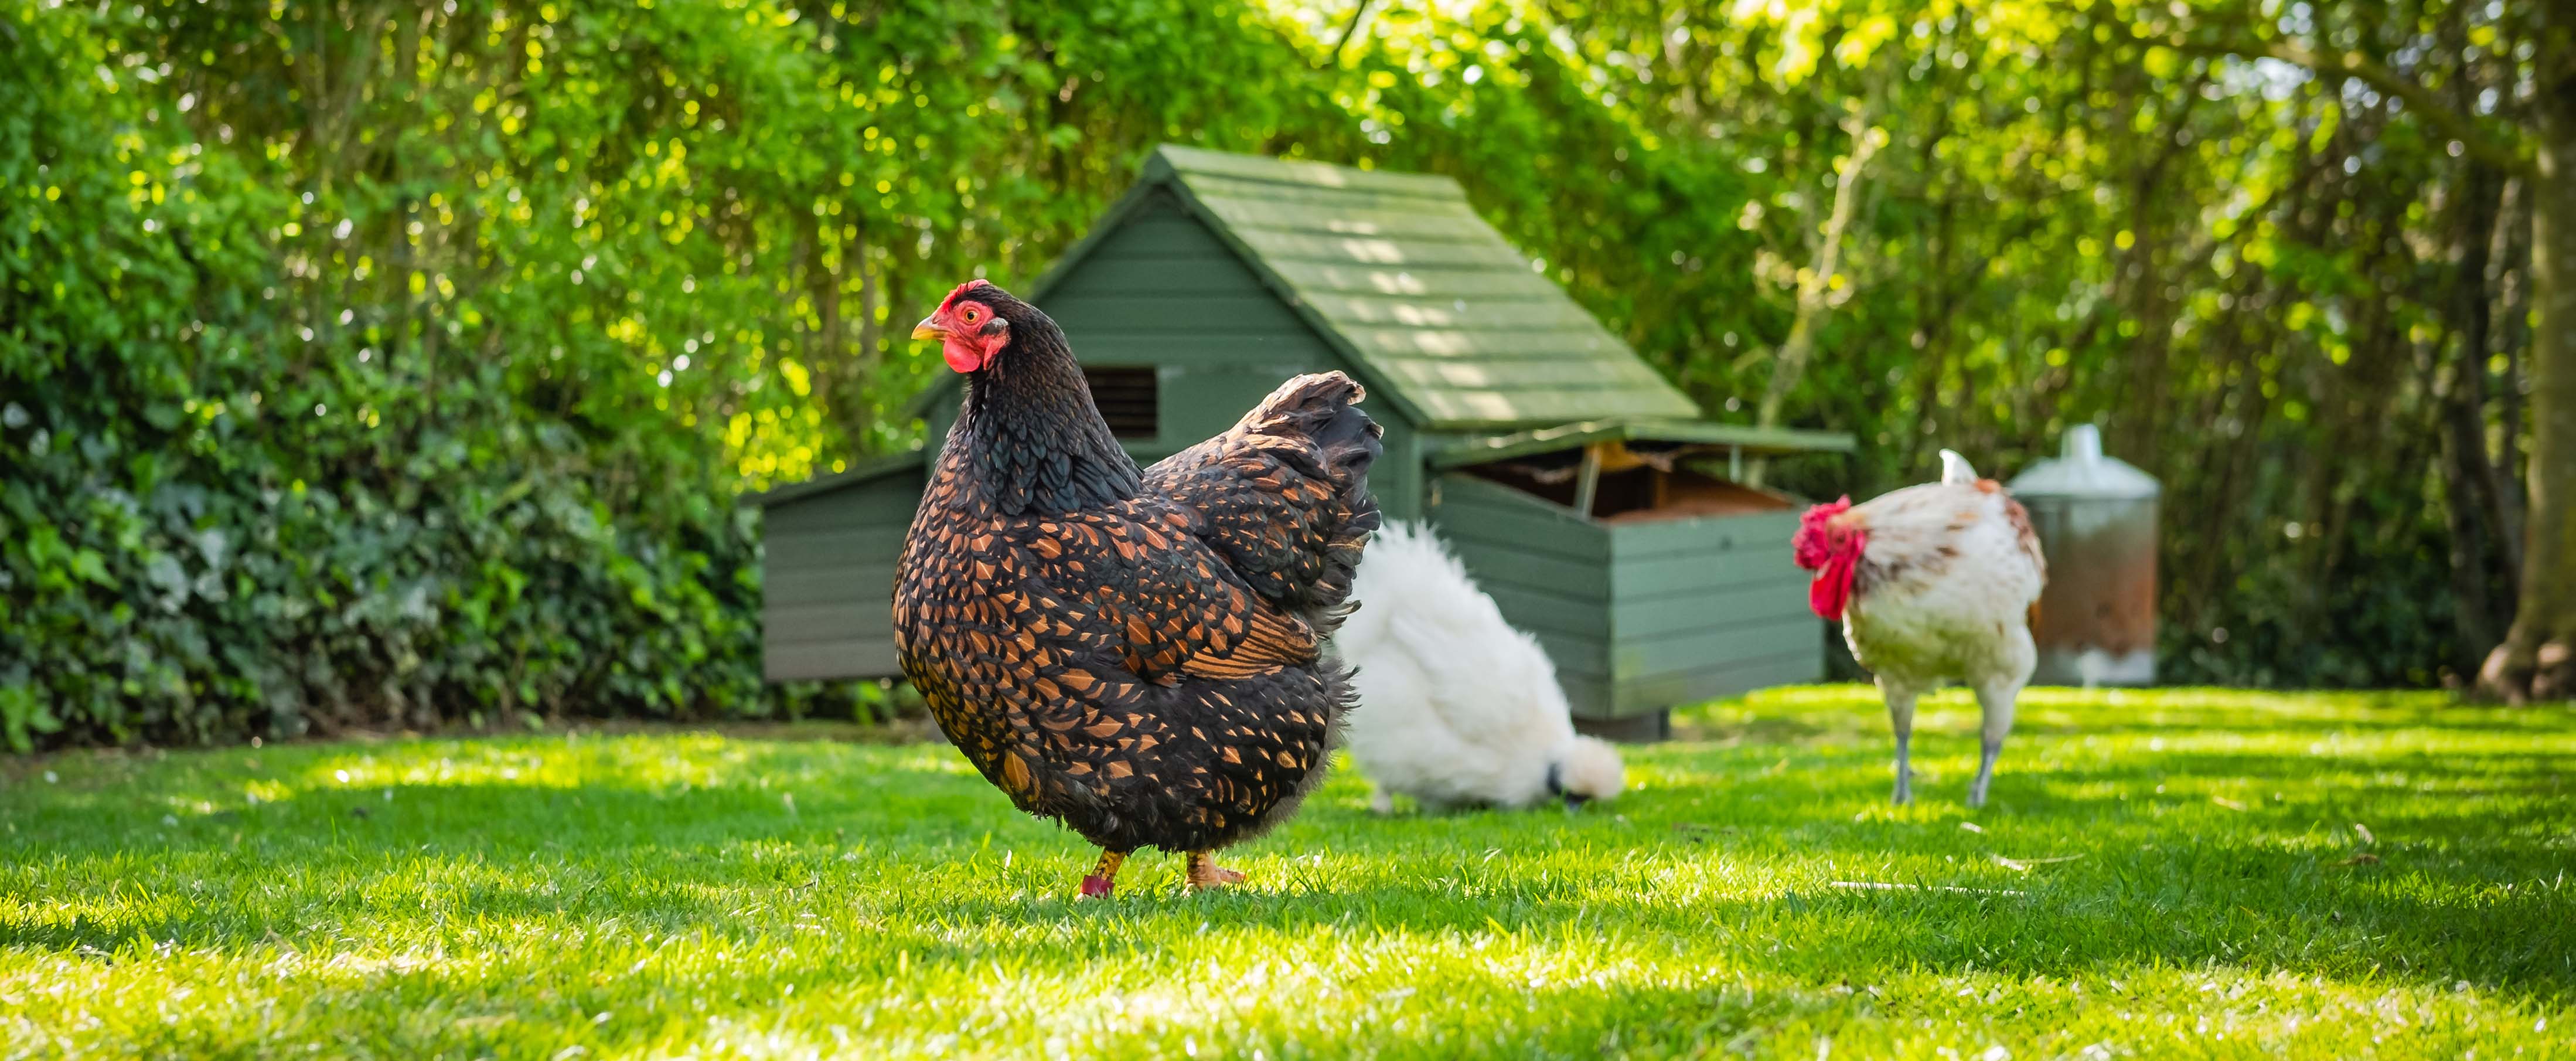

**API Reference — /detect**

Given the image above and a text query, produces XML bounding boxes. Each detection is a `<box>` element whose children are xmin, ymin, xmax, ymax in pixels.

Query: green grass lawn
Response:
<box><xmin>3</xmin><ymin>686</ymin><xmax>2571</xmax><ymax>1059</ymax></box>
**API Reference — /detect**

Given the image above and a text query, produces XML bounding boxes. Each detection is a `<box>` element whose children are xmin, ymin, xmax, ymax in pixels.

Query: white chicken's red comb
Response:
<box><xmin>1791</xmin><ymin>497</ymin><xmax>1853</xmax><ymax>571</ymax></box>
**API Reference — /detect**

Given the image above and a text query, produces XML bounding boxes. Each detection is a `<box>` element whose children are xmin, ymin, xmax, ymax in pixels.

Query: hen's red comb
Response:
<box><xmin>937</xmin><ymin>278</ymin><xmax>993</xmax><ymax>313</ymax></box>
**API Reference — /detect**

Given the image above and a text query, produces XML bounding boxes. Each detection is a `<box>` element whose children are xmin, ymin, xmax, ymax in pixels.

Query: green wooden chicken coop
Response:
<box><xmin>751</xmin><ymin>145</ymin><xmax>1851</xmax><ymax>739</ymax></box>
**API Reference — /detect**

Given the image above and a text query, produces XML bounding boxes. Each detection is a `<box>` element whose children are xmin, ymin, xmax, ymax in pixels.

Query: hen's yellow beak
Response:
<box><xmin>910</xmin><ymin>315</ymin><xmax>945</xmax><ymax>341</ymax></box>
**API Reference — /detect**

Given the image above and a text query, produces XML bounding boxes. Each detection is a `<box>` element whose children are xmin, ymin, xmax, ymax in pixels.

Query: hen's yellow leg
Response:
<box><xmin>1079</xmin><ymin>849</ymin><xmax>1127</xmax><ymax>900</ymax></box>
<box><xmin>1185</xmin><ymin>851</ymin><xmax>1246</xmax><ymax>890</ymax></box>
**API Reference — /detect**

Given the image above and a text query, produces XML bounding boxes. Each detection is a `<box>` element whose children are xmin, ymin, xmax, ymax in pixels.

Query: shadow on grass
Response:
<box><xmin>1682</xmin><ymin>688</ymin><xmax>2576</xmax><ymax>747</ymax></box>
<box><xmin>5</xmin><ymin>711</ymin><xmax>2572</xmax><ymax>1013</ymax></box>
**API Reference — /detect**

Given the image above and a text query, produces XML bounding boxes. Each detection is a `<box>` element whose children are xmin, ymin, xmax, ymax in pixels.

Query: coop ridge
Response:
<box><xmin>905</xmin><ymin>144</ymin><xmax>1706</xmax><ymax>433</ymax></box>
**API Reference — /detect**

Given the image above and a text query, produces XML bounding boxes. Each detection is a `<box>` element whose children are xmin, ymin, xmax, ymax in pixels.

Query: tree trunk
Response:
<box><xmin>2495</xmin><ymin>176</ymin><xmax>2534</xmax><ymax>581</ymax></box>
<box><xmin>2479</xmin><ymin>62</ymin><xmax>2576</xmax><ymax>703</ymax></box>
<box><xmin>2438</xmin><ymin>161</ymin><xmax>2511</xmax><ymax>673</ymax></box>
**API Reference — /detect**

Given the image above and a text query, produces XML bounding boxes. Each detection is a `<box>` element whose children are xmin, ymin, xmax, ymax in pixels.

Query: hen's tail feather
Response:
<box><xmin>1245</xmin><ymin>372</ymin><xmax>1385</xmax><ymax>483</ymax></box>
<box><xmin>1304</xmin><ymin>509</ymin><xmax>1382</xmax><ymax>635</ymax></box>
<box><xmin>1248</xmin><ymin>373</ymin><xmax>1384</xmax><ymax>630</ymax></box>
<box><xmin>1938</xmin><ymin>448</ymin><xmax>1978</xmax><ymax>486</ymax></box>
<box><xmin>1311</xmin><ymin>596</ymin><xmax>1365</xmax><ymax>637</ymax></box>
<box><xmin>1307</xmin><ymin>399</ymin><xmax>1384</xmax><ymax>484</ymax></box>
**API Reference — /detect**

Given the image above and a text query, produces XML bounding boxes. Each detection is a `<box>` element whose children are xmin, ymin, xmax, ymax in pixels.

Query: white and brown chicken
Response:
<box><xmin>1793</xmin><ymin>451</ymin><xmax>2047</xmax><ymax>808</ymax></box>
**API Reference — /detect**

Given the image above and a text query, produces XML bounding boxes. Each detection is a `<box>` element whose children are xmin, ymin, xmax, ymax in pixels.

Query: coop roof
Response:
<box><xmin>905</xmin><ymin>145</ymin><xmax>1703</xmax><ymax>431</ymax></box>
<box><xmin>743</xmin><ymin>448</ymin><xmax>924</xmax><ymax>508</ymax></box>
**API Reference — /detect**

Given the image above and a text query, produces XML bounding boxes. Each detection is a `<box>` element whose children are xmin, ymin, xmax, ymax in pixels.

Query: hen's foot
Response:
<box><xmin>1185</xmin><ymin>851</ymin><xmax>1246</xmax><ymax>890</ymax></box>
<box><xmin>1078</xmin><ymin>849</ymin><xmax>1127</xmax><ymax>900</ymax></box>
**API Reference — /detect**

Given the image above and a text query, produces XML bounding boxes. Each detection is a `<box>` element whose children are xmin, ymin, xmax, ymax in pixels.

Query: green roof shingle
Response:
<box><xmin>1025</xmin><ymin>145</ymin><xmax>1705</xmax><ymax>432</ymax></box>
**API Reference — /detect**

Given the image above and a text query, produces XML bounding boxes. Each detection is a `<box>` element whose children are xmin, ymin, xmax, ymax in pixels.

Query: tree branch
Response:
<box><xmin>1330</xmin><ymin>0</ymin><xmax>1374</xmax><ymax>66</ymax></box>
<box><xmin>1748</xmin><ymin>81</ymin><xmax>1889</xmax><ymax>486</ymax></box>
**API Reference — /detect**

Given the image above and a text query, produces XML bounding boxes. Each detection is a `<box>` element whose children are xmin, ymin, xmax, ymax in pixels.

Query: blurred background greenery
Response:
<box><xmin>0</xmin><ymin>0</ymin><xmax>2554</xmax><ymax>748</ymax></box>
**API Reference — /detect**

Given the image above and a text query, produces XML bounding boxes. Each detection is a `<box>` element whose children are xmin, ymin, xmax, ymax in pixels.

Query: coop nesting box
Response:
<box><xmin>749</xmin><ymin>145</ymin><xmax>1853</xmax><ymax>737</ymax></box>
<box><xmin>2008</xmin><ymin>424</ymin><xmax>2161</xmax><ymax>686</ymax></box>
<box><xmin>1424</xmin><ymin>420</ymin><xmax>1853</xmax><ymax>740</ymax></box>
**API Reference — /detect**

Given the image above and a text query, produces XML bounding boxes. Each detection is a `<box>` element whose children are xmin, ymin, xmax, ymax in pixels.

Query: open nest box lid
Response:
<box><xmin>1431</xmin><ymin>417</ymin><xmax>1855</xmax><ymax>525</ymax></box>
<box><xmin>1430</xmin><ymin>417</ymin><xmax>1855</xmax><ymax>471</ymax></box>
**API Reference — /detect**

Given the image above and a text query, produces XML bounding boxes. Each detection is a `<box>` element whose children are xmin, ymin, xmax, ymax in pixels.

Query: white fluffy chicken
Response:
<box><xmin>1340</xmin><ymin>521</ymin><xmax>1624</xmax><ymax>812</ymax></box>
<box><xmin>1793</xmin><ymin>451</ymin><xmax>2047</xmax><ymax>808</ymax></box>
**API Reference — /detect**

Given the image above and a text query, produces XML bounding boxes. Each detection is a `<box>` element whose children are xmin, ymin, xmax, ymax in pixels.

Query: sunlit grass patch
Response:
<box><xmin>3</xmin><ymin>686</ymin><xmax>2571</xmax><ymax>1059</ymax></box>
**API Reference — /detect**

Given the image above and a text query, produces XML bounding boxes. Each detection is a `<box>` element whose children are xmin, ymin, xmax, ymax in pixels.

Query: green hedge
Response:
<box><xmin>4</xmin><ymin>0</ymin><xmax>2515</xmax><ymax>750</ymax></box>
<box><xmin>0</xmin><ymin>8</ymin><xmax>771</xmax><ymax>747</ymax></box>
<box><xmin>0</xmin><ymin>0</ymin><xmax>1355</xmax><ymax>750</ymax></box>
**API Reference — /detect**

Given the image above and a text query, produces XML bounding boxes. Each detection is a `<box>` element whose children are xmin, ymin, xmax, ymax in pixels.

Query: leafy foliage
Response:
<box><xmin>0</xmin><ymin>0</ymin><xmax>1364</xmax><ymax>750</ymax></box>
<box><xmin>1298</xmin><ymin>0</ymin><xmax>2543</xmax><ymax>688</ymax></box>
<box><xmin>1</xmin><ymin>0</ymin><xmax>2545</xmax><ymax>749</ymax></box>
<box><xmin>0</xmin><ymin>4</ymin><xmax>779</xmax><ymax>749</ymax></box>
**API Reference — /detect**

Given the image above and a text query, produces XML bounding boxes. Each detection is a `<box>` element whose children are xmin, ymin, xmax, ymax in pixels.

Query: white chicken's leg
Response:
<box><xmin>1368</xmin><ymin>784</ymin><xmax>1395</xmax><ymax>815</ymax></box>
<box><xmin>1880</xmin><ymin>679</ymin><xmax>1919</xmax><ymax>805</ymax></box>
<box><xmin>1967</xmin><ymin>680</ymin><xmax>2020</xmax><ymax>809</ymax></box>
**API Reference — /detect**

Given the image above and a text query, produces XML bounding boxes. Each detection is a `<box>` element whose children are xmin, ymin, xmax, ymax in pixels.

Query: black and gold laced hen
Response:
<box><xmin>893</xmin><ymin>280</ymin><xmax>1382</xmax><ymax>898</ymax></box>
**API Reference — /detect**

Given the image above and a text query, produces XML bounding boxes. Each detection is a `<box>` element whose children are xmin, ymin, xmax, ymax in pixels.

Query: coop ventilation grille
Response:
<box><xmin>1083</xmin><ymin>366</ymin><xmax>1158</xmax><ymax>439</ymax></box>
